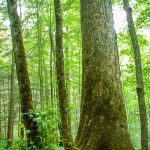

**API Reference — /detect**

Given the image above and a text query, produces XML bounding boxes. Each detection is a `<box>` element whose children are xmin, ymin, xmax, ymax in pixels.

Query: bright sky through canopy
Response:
<box><xmin>3</xmin><ymin>4</ymin><xmax>127</xmax><ymax>33</ymax></box>
<box><xmin>113</xmin><ymin>5</ymin><xmax>127</xmax><ymax>33</ymax></box>
<box><xmin>3</xmin><ymin>3</ymin><xmax>149</xmax><ymax>38</ymax></box>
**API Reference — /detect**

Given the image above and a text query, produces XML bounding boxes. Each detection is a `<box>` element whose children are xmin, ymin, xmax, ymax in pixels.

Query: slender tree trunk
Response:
<box><xmin>75</xmin><ymin>28</ymin><xmax>81</xmax><ymax>133</ymax></box>
<box><xmin>49</xmin><ymin>4</ymin><xmax>58</xmax><ymax>144</ymax></box>
<box><xmin>7</xmin><ymin>53</ymin><xmax>15</xmax><ymax>145</ymax></box>
<box><xmin>18</xmin><ymin>0</ymin><xmax>24</xmax><ymax>141</ymax></box>
<box><xmin>54</xmin><ymin>0</ymin><xmax>73</xmax><ymax>149</ymax></box>
<box><xmin>35</xmin><ymin>78</ymin><xmax>39</xmax><ymax>109</ymax></box>
<box><xmin>65</xmin><ymin>27</ymin><xmax>72</xmax><ymax>134</ymax></box>
<box><xmin>36</xmin><ymin>0</ymin><xmax>44</xmax><ymax>109</ymax></box>
<box><xmin>6</xmin><ymin>0</ymin><xmax>41</xmax><ymax>148</ymax></box>
<box><xmin>75</xmin><ymin>1</ymin><xmax>134</xmax><ymax>149</ymax></box>
<box><xmin>2</xmin><ymin>80</ymin><xmax>7</xmax><ymax>140</ymax></box>
<box><xmin>49</xmin><ymin>5</ymin><xmax>54</xmax><ymax>108</ymax></box>
<box><xmin>123</xmin><ymin>1</ymin><xmax>148</xmax><ymax>150</ymax></box>
<box><xmin>43</xmin><ymin>59</ymin><xmax>50</xmax><ymax>106</ymax></box>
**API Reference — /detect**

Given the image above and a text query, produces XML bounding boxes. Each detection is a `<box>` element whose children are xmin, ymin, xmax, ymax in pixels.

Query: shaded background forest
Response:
<box><xmin>0</xmin><ymin>0</ymin><xmax>150</xmax><ymax>149</ymax></box>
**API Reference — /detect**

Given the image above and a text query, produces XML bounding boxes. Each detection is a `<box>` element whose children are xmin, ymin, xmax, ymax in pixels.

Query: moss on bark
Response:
<box><xmin>6</xmin><ymin>0</ymin><xmax>41</xmax><ymax>148</ymax></box>
<box><xmin>74</xmin><ymin>0</ymin><xmax>134</xmax><ymax>149</ymax></box>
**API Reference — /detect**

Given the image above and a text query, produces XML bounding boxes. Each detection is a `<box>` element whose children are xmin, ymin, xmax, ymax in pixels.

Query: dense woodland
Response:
<box><xmin>0</xmin><ymin>0</ymin><xmax>149</xmax><ymax>150</ymax></box>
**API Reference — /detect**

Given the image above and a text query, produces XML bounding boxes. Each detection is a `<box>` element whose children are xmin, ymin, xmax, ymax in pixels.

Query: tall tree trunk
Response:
<box><xmin>75</xmin><ymin>1</ymin><xmax>134</xmax><ymax>149</ymax></box>
<box><xmin>54</xmin><ymin>0</ymin><xmax>73</xmax><ymax>149</ymax></box>
<box><xmin>36</xmin><ymin>0</ymin><xmax>44</xmax><ymax>110</ymax></box>
<box><xmin>2</xmin><ymin>80</ymin><xmax>7</xmax><ymax>140</ymax></box>
<box><xmin>123</xmin><ymin>1</ymin><xmax>148</xmax><ymax>150</ymax></box>
<box><xmin>6</xmin><ymin>0</ymin><xmax>41</xmax><ymax>148</ymax></box>
<box><xmin>7</xmin><ymin>53</ymin><xmax>15</xmax><ymax>145</ymax></box>
<box><xmin>65</xmin><ymin>27</ymin><xmax>72</xmax><ymax>134</ymax></box>
<box><xmin>43</xmin><ymin>60</ymin><xmax>50</xmax><ymax>106</ymax></box>
<box><xmin>49</xmin><ymin>5</ymin><xmax>54</xmax><ymax>108</ymax></box>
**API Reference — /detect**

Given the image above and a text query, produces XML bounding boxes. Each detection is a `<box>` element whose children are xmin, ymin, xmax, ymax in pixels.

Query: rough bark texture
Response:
<box><xmin>6</xmin><ymin>0</ymin><xmax>41</xmax><ymax>148</ymax></box>
<box><xmin>7</xmin><ymin>54</ymin><xmax>14</xmax><ymax>145</ymax></box>
<box><xmin>74</xmin><ymin>1</ymin><xmax>134</xmax><ymax>150</ymax></box>
<box><xmin>123</xmin><ymin>0</ymin><xmax>148</xmax><ymax>150</ymax></box>
<box><xmin>54</xmin><ymin>0</ymin><xmax>73</xmax><ymax>149</ymax></box>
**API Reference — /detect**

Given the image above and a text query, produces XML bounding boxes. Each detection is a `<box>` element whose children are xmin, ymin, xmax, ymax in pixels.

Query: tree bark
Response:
<box><xmin>49</xmin><ymin>5</ymin><xmax>54</xmax><ymax>108</ymax></box>
<box><xmin>6</xmin><ymin>0</ymin><xmax>41</xmax><ymax>148</ymax></box>
<box><xmin>7</xmin><ymin>53</ymin><xmax>15</xmax><ymax>145</ymax></box>
<box><xmin>36</xmin><ymin>0</ymin><xmax>44</xmax><ymax>109</ymax></box>
<box><xmin>123</xmin><ymin>0</ymin><xmax>148</xmax><ymax>150</ymax></box>
<box><xmin>75</xmin><ymin>1</ymin><xmax>134</xmax><ymax>149</ymax></box>
<box><xmin>54</xmin><ymin>0</ymin><xmax>73</xmax><ymax>149</ymax></box>
<box><xmin>2</xmin><ymin>80</ymin><xmax>7</xmax><ymax>140</ymax></box>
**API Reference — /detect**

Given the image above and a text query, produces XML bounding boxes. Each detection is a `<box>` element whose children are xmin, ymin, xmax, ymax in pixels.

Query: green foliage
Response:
<box><xmin>0</xmin><ymin>140</ymin><xmax>7</xmax><ymax>150</ymax></box>
<box><xmin>9</xmin><ymin>140</ymin><xmax>27</xmax><ymax>150</ymax></box>
<box><xmin>135</xmin><ymin>0</ymin><xmax>150</xmax><ymax>28</ymax></box>
<box><xmin>35</xmin><ymin>108</ymin><xmax>60</xmax><ymax>149</ymax></box>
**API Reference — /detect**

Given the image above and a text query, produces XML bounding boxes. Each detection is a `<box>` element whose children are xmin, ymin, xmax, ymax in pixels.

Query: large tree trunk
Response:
<box><xmin>54</xmin><ymin>0</ymin><xmax>73</xmax><ymax>149</ymax></box>
<box><xmin>123</xmin><ymin>0</ymin><xmax>148</xmax><ymax>150</ymax></box>
<box><xmin>6</xmin><ymin>0</ymin><xmax>41</xmax><ymax>148</ymax></box>
<box><xmin>74</xmin><ymin>1</ymin><xmax>134</xmax><ymax>149</ymax></box>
